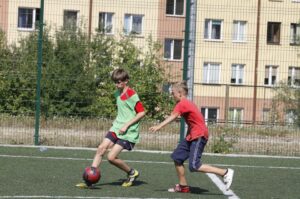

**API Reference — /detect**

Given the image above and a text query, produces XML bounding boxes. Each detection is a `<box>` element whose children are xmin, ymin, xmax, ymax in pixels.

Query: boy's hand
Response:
<box><xmin>149</xmin><ymin>125</ymin><xmax>161</xmax><ymax>132</ymax></box>
<box><xmin>119</xmin><ymin>125</ymin><xmax>128</xmax><ymax>134</ymax></box>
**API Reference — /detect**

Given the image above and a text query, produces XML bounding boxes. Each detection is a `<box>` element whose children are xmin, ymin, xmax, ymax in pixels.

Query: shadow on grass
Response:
<box><xmin>97</xmin><ymin>179</ymin><xmax>147</xmax><ymax>187</ymax></box>
<box><xmin>155</xmin><ymin>186</ymin><xmax>223</xmax><ymax>196</ymax></box>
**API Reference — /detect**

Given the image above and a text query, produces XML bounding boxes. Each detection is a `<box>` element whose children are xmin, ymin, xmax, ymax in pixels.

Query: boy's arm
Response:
<box><xmin>149</xmin><ymin>112</ymin><xmax>180</xmax><ymax>132</ymax></box>
<box><xmin>119</xmin><ymin>111</ymin><xmax>146</xmax><ymax>134</ymax></box>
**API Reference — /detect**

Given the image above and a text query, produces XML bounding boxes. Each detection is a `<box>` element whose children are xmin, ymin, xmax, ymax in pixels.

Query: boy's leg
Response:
<box><xmin>91</xmin><ymin>137</ymin><xmax>114</xmax><ymax>168</ymax></box>
<box><xmin>198</xmin><ymin>164</ymin><xmax>226</xmax><ymax>176</ymax></box>
<box><xmin>168</xmin><ymin>162</ymin><xmax>190</xmax><ymax>193</ymax></box>
<box><xmin>168</xmin><ymin>140</ymin><xmax>190</xmax><ymax>193</ymax></box>
<box><xmin>174</xmin><ymin>162</ymin><xmax>188</xmax><ymax>186</ymax></box>
<box><xmin>199</xmin><ymin>165</ymin><xmax>234</xmax><ymax>190</ymax></box>
<box><xmin>107</xmin><ymin>143</ymin><xmax>130</xmax><ymax>172</ymax></box>
<box><xmin>107</xmin><ymin>140</ymin><xmax>139</xmax><ymax>187</ymax></box>
<box><xmin>76</xmin><ymin>137</ymin><xmax>114</xmax><ymax>188</ymax></box>
<box><xmin>189</xmin><ymin>137</ymin><xmax>234</xmax><ymax>190</ymax></box>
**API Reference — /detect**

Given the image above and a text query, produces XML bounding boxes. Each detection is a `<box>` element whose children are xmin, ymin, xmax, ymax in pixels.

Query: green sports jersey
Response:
<box><xmin>109</xmin><ymin>89</ymin><xmax>141</xmax><ymax>143</ymax></box>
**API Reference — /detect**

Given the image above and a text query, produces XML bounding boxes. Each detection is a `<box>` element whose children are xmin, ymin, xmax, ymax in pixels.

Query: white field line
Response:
<box><xmin>1</xmin><ymin>144</ymin><xmax>300</xmax><ymax>159</ymax></box>
<box><xmin>0</xmin><ymin>197</ymin><xmax>179</xmax><ymax>199</ymax></box>
<box><xmin>206</xmin><ymin>173</ymin><xmax>240</xmax><ymax>199</ymax></box>
<box><xmin>1</xmin><ymin>154</ymin><xmax>300</xmax><ymax>170</ymax></box>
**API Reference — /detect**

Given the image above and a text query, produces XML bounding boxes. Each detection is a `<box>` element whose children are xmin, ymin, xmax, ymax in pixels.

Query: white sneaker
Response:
<box><xmin>223</xmin><ymin>168</ymin><xmax>234</xmax><ymax>190</ymax></box>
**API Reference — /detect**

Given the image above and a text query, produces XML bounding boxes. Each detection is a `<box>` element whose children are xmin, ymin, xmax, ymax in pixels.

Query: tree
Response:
<box><xmin>271</xmin><ymin>83</ymin><xmax>300</xmax><ymax>127</ymax></box>
<box><xmin>41</xmin><ymin>27</ymin><xmax>97</xmax><ymax>117</ymax></box>
<box><xmin>0</xmin><ymin>27</ymin><xmax>173</xmax><ymax>120</ymax></box>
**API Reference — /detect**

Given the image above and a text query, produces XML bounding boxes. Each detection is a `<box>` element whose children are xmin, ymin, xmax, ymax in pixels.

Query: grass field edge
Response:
<box><xmin>1</xmin><ymin>144</ymin><xmax>300</xmax><ymax>159</ymax></box>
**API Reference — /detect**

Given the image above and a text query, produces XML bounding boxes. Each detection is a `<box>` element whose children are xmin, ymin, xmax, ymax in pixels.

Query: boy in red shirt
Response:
<box><xmin>149</xmin><ymin>81</ymin><xmax>234</xmax><ymax>193</ymax></box>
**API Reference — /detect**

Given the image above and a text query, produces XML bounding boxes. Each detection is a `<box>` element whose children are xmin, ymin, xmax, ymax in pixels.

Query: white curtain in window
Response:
<box><xmin>132</xmin><ymin>15</ymin><xmax>142</xmax><ymax>34</ymax></box>
<box><xmin>164</xmin><ymin>39</ymin><xmax>172</xmax><ymax>59</ymax></box>
<box><xmin>203</xmin><ymin>63</ymin><xmax>208</xmax><ymax>83</ymax></box>
<box><xmin>124</xmin><ymin>15</ymin><xmax>131</xmax><ymax>34</ymax></box>
<box><xmin>210</xmin><ymin>64</ymin><xmax>220</xmax><ymax>83</ymax></box>
<box><xmin>106</xmin><ymin>13</ymin><xmax>113</xmax><ymax>33</ymax></box>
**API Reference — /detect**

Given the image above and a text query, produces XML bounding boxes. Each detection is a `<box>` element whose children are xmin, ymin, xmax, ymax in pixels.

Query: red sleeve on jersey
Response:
<box><xmin>135</xmin><ymin>101</ymin><xmax>145</xmax><ymax>113</ymax></box>
<box><xmin>120</xmin><ymin>88</ymin><xmax>135</xmax><ymax>100</ymax></box>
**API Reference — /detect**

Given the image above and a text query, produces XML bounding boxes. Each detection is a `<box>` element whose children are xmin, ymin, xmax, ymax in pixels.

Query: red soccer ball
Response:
<box><xmin>83</xmin><ymin>166</ymin><xmax>101</xmax><ymax>185</ymax></box>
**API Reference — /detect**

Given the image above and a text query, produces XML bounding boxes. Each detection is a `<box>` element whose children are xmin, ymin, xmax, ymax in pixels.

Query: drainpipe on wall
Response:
<box><xmin>88</xmin><ymin>0</ymin><xmax>93</xmax><ymax>40</ymax></box>
<box><xmin>253</xmin><ymin>0</ymin><xmax>261</xmax><ymax>124</ymax></box>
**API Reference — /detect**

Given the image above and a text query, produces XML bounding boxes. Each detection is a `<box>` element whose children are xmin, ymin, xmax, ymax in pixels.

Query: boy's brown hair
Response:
<box><xmin>111</xmin><ymin>68</ymin><xmax>130</xmax><ymax>82</ymax></box>
<box><xmin>172</xmin><ymin>81</ymin><xmax>188</xmax><ymax>95</ymax></box>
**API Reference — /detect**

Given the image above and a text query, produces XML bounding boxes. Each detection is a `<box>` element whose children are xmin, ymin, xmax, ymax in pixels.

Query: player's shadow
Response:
<box><xmin>155</xmin><ymin>186</ymin><xmax>222</xmax><ymax>196</ymax></box>
<box><xmin>189</xmin><ymin>186</ymin><xmax>224</xmax><ymax>196</ymax></box>
<box><xmin>98</xmin><ymin>179</ymin><xmax>147</xmax><ymax>187</ymax></box>
<box><xmin>190</xmin><ymin>186</ymin><xmax>209</xmax><ymax>194</ymax></box>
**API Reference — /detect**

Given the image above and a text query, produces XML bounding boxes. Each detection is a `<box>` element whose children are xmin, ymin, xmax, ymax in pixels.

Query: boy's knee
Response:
<box><xmin>189</xmin><ymin>164</ymin><xmax>200</xmax><ymax>172</ymax></box>
<box><xmin>107</xmin><ymin>153</ymin><xmax>117</xmax><ymax>163</ymax></box>
<box><xmin>96</xmin><ymin>145</ymin><xmax>107</xmax><ymax>155</ymax></box>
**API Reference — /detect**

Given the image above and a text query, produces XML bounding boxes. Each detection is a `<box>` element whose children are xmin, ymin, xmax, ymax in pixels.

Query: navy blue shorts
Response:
<box><xmin>171</xmin><ymin>136</ymin><xmax>207</xmax><ymax>172</ymax></box>
<box><xmin>105</xmin><ymin>131</ymin><xmax>135</xmax><ymax>151</ymax></box>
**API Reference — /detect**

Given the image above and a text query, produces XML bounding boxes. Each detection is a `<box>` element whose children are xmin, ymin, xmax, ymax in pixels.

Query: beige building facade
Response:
<box><xmin>1</xmin><ymin>0</ymin><xmax>299</xmax><ymax>124</ymax></box>
<box><xmin>194</xmin><ymin>0</ymin><xmax>300</xmax><ymax>125</ymax></box>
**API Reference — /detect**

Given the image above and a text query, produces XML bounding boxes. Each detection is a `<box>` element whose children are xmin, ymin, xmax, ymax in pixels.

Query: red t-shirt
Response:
<box><xmin>120</xmin><ymin>87</ymin><xmax>144</xmax><ymax>113</ymax></box>
<box><xmin>173</xmin><ymin>98</ymin><xmax>208</xmax><ymax>141</ymax></box>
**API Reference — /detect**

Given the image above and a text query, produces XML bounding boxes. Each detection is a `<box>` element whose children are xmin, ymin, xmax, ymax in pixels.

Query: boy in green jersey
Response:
<box><xmin>77</xmin><ymin>69</ymin><xmax>145</xmax><ymax>188</ymax></box>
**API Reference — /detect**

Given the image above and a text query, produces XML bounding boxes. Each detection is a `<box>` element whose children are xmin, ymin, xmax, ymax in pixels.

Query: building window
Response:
<box><xmin>267</xmin><ymin>22</ymin><xmax>281</xmax><ymax>44</ymax></box>
<box><xmin>18</xmin><ymin>7</ymin><xmax>40</xmax><ymax>30</ymax></box>
<box><xmin>203</xmin><ymin>63</ymin><xmax>220</xmax><ymax>84</ymax></box>
<box><xmin>166</xmin><ymin>0</ymin><xmax>184</xmax><ymax>16</ymax></box>
<box><xmin>228</xmin><ymin>108</ymin><xmax>243</xmax><ymax>125</ymax></box>
<box><xmin>290</xmin><ymin>23</ymin><xmax>300</xmax><ymax>45</ymax></box>
<box><xmin>201</xmin><ymin>108</ymin><xmax>219</xmax><ymax>124</ymax></box>
<box><xmin>124</xmin><ymin>14</ymin><xmax>143</xmax><ymax>35</ymax></box>
<box><xmin>233</xmin><ymin>21</ymin><xmax>246</xmax><ymax>42</ymax></box>
<box><xmin>285</xmin><ymin>110</ymin><xmax>297</xmax><ymax>125</ymax></box>
<box><xmin>262</xmin><ymin>109</ymin><xmax>271</xmax><ymax>123</ymax></box>
<box><xmin>288</xmin><ymin>67</ymin><xmax>300</xmax><ymax>87</ymax></box>
<box><xmin>231</xmin><ymin>64</ymin><xmax>244</xmax><ymax>84</ymax></box>
<box><xmin>99</xmin><ymin>12</ymin><xmax>113</xmax><ymax>34</ymax></box>
<box><xmin>63</xmin><ymin>10</ymin><xmax>78</xmax><ymax>30</ymax></box>
<box><xmin>204</xmin><ymin>19</ymin><xmax>222</xmax><ymax>40</ymax></box>
<box><xmin>164</xmin><ymin>39</ymin><xmax>183</xmax><ymax>60</ymax></box>
<box><xmin>264</xmin><ymin>65</ymin><xmax>278</xmax><ymax>86</ymax></box>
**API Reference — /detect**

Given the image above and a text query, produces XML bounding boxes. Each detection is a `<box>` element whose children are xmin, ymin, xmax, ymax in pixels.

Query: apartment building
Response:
<box><xmin>194</xmin><ymin>0</ymin><xmax>300</xmax><ymax>125</ymax></box>
<box><xmin>0</xmin><ymin>0</ymin><xmax>299</xmax><ymax>124</ymax></box>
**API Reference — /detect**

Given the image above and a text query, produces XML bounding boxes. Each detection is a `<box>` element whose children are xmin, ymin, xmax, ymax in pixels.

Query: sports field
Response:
<box><xmin>0</xmin><ymin>145</ymin><xmax>299</xmax><ymax>199</ymax></box>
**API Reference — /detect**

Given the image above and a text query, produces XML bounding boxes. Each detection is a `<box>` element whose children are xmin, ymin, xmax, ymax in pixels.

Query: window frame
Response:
<box><xmin>267</xmin><ymin>22</ymin><xmax>281</xmax><ymax>44</ymax></box>
<box><xmin>288</xmin><ymin>66</ymin><xmax>300</xmax><ymax>87</ymax></box>
<box><xmin>203</xmin><ymin>62</ymin><xmax>221</xmax><ymax>84</ymax></box>
<box><xmin>99</xmin><ymin>12</ymin><xmax>114</xmax><ymax>34</ymax></box>
<box><xmin>17</xmin><ymin>7</ymin><xmax>40</xmax><ymax>31</ymax></box>
<box><xmin>204</xmin><ymin>19</ymin><xmax>223</xmax><ymax>41</ymax></box>
<box><xmin>124</xmin><ymin>14</ymin><xmax>143</xmax><ymax>36</ymax></box>
<box><xmin>285</xmin><ymin>109</ymin><xmax>297</xmax><ymax>125</ymax></box>
<box><xmin>228</xmin><ymin>108</ymin><xmax>243</xmax><ymax>126</ymax></box>
<box><xmin>232</xmin><ymin>20</ymin><xmax>246</xmax><ymax>42</ymax></box>
<box><xmin>290</xmin><ymin>23</ymin><xmax>300</xmax><ymax>45</ymax></box>
<box><xmin>63</xmin><ymin>10</ymin><xmax>78</xmax><ymax>30</ymax></box>
<box><xmin>201</xmin><ymin>107</ymin><xmax>219</xmax><ymax>124</ymax></box>
<box><xmin>264</xmin><ymin>65</ymin><xmax>278</xmax><ymax>86</ymax></box>
<box><xmin>231</xmin><ymin>64</ymin><xmax>245</xmax><ymax>85</ymax></box>
<box><xmin>166</xmin><ymin>0</ymin><xmax>185</xmax><ymax>16</ymax></box>
<box><xmin>262</xmin><ymin>108</ymin><xmax>271</xmax><ymax>123</ymax></box>
<box><xmin>164</xmin><ymin>38</ymin><xmax>183</xmax><ymax>61</ymax></box>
